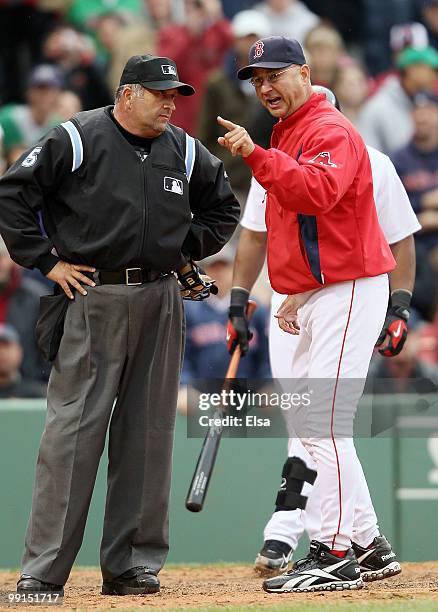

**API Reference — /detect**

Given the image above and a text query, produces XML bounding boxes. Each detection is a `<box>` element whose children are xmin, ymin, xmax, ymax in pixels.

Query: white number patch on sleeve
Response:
<box><xmin>21</xmin><ymin>146</ymin><xmax>42</xmax><ymax>168</ymax></box>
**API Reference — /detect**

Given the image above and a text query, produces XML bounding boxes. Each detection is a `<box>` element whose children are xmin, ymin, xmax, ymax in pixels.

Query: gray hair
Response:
<box><xmin>114</xmin><ymin>83</ymin><xmax>144</xmax><ymax>103</ymax></box>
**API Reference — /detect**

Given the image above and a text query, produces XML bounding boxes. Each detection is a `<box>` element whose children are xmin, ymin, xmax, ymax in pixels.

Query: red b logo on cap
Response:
<box><xmin>254</xmin><ymin>41</ymin><xmax>264</xmax><ymax>59</ymax></box>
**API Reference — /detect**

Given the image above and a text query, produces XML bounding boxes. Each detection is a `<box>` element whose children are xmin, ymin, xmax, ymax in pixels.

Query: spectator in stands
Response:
<box><xmin>368</xmin><ymin>315</ymin><xmax>438</xmax><ymax>394</ymax></box>
<box><xmin>42</xmin><ymin>26</ymin><xmax>112</xmax><ymax>110</ymax></box>
<box><xmin>358</xmin><ymin>46</ymin><xmax>438</xmax><ymax>154</ymax></box>
<box><xmin>0</xmin><ymin>65</ymin><xmax>62</xmax><ymax>167</ymax></box>
<box><xmin>391</xmin><ymin>91</ymin><xmax>438</xmax><ymax>272</ymax></box>
<box><xmin>143</xmin><ymin>0</ymin><xmax>184</xmax><ymax>27</ymax></box>
<box><xmin>55</xmin><ymin>90</ymin><xmax>82</xmax><ymax>121</ymax></box>
<box><xmin>0</xmin><ymin>237</ymin><xmax>48</xmax><ymax>383</ymax></box>
<box><xmin>304</xmin><ymin>24</ymin><xmax>345</xmax><ymax>89</ymax></box>
<box><xmin>94</xmin><ymin>11</ymin><xmax>132</xmax><ymax>63</ymax></box>
<box><xmin>158</xmin><ymin>0</ymin><xmax>233</xmax><ymax>134</ymax></box>
<box><xmin>178</xmin><ymin>245</ymin><xmax>271</xmax><ymax>412</ymax></box>
<box><xmin>418</xmin><ymin>0</ymin><xmax>438</xmax><ymax>50</ymax></box>
<box><xmin>103</xmin><ymin>0</ymin><xmax>185</xmax><ymax>91</ymax></box>
<box><xmin>253</xmin><ymin>0</ymin><xmax>320</xmax><ymax>43</ymax></box>
<box><xmin>390</xmin><ymin>22</ymin><xmax>430</xmax><ymax>58</ymax></box>
<box><xmin>0</xmin><ymin>324</ymin><xmax>46</xmax><ymax>398</ymax></box>
<box><xmin>333</xmin><ymin>60</ymin><xmax>370</xmax><ymax>127</ymax></box>
<box><xmin>198</xmin><ymin>9</ymin><xmax>271</xmax><ymax>197</ymax></box>
<box><xmin>66</xmin><ymin>0</ymin><xmax>143</xmax><ymax>32</ymax></box>
<box><xmin>372</xmin><ymin>22</ymin><xmax>430</xmax><ymax>89</ymax></box>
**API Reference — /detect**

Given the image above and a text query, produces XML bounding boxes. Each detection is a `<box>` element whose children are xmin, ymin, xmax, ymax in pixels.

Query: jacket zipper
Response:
<box><xmin>138</xmin><ymin>158</ymin><xmax>148</xmax><ymax>261</ymax></box>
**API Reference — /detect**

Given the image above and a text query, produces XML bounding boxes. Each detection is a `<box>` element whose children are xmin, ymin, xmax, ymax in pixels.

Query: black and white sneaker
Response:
<box><xmin>352</xmin><ymin>535</ymin><xmax>401</xmax><ymax>582</ymax></box>
<box><xmin>263</xmin><ymin>540</ymin><xmax>363</xmax><ymax>593</ymax></box>
<box><xmin>254</xmin><ymin>540</ymin><xmax>293</xmax><ymax>577</ymax></box>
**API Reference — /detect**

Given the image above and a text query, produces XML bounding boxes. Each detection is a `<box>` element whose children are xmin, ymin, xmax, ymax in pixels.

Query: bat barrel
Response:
<box><xmin>185</xmin><ymin>299</ymin><xmax>257</xmax><ymax>513</ymax></box>
<box><xmin>185</xmin><ymin>427</ymin><xmax>223</xmax><ymax>512</ymax></box>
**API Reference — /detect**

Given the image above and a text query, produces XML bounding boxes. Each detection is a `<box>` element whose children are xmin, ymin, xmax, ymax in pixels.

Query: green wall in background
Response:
<box><xmin>0</xmin><ymin>399</ymin><xmax>437</xmax><ymax>570</ymax></box>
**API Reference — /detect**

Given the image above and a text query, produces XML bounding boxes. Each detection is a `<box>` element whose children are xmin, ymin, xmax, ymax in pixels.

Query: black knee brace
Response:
<box><xmin>275</xmin><ymin>456</ymin><xmax>317</xmax><ymax>511</ymax></box>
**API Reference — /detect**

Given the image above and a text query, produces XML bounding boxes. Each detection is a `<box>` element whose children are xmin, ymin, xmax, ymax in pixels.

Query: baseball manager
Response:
<box><xmin>218</xmin><ymin>36</ymin><xmax>395</xmax><ymax>593</ymax></box>
<box><xmin>0</xmin><ymin>54</ymin><xmax>239</xmax><ymax>596</ymax></box>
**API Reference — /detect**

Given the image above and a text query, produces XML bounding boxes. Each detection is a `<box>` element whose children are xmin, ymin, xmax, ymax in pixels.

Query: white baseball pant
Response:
<box><xmin>265</xmin><ymin>275</ymin><xmax>388</xmax><ymax>550</ymax></box>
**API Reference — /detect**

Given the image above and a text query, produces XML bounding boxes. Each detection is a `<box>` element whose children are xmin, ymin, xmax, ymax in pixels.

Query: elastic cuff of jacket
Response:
<box><xmin>243</xmin><ymin>144</ymin><xmax>268</xmax><ymax>172</ymax></box>
<box><xmin>36</xmin><ymin>253</ymin><xmax>60</xmax><ymax>276</ymax></box>
<box><xmin>390</xmin><ymin>289</ymin><xmax>412</xmax><ymax>321</ymax></box>
<box><xmin>229</xmin><ymin>287</ymin><xmax>249</xmax><ymax>316</ymax></box>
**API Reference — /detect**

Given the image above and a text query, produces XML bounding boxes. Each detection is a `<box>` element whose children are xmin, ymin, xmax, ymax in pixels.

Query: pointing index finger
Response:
<box><xmin>217</xmin><ymin>116</ymin><xmax>240</xmax><ymax>130</ymax></box>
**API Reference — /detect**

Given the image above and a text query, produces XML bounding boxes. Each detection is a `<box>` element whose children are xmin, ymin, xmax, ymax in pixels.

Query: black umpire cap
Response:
<box><xmin>237</xmin><ymin>36</ymin><xmax>307</xmax><ymax>80</ymax></box>
<box><xmin>119</xmin><ymin>55</ymin><xmax>195</xmax><ymax>96</ymax></box>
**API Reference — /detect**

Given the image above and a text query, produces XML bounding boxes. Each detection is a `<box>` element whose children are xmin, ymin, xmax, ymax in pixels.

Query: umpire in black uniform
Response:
<box><xmin>0</xmin><ymin>55</ymin><xmax>239</xmax><ymax>596</ymax></box>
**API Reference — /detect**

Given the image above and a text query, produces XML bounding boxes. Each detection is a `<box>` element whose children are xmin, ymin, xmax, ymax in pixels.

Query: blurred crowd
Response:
<box><xmin>1</xmin><ymin>0</ymin><xmax>438</xmax><ymax>397</ymax></box>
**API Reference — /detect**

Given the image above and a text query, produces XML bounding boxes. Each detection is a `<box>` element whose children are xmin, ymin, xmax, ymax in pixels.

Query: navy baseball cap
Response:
<box><xmin>28</xmin><ymin>64</ymin><xmax>63</xmax><ymax>89</ymax></box>
<box><xmin>237</xmin><ymin>36</ymin><xmax>306</xmax><ymax>80</ymax></box>
<box><xmin>119</xmin><ymin>55</ymin><xmax>195</xmax><ymax>96</ymax></box>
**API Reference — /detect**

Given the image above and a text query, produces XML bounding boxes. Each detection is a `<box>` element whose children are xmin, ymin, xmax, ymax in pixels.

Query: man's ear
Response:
<box><xmin>123</xmin><ymin>85</ymin><xmax>133</xmax><ymax>107</ymax></box>
<box><xmin>301</xmin><ymin>64</ymin><xmax>311</xmax><ymax>84</ymax></box>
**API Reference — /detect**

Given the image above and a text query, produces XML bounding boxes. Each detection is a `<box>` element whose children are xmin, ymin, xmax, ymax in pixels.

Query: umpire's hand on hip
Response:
<box><xmin>217</xmin><ymin>116</ymin><xmax>255</xmax><ymax>158</ymax></box>
<box><xmin>46</xmin><ymin>261</ymin><xmax>97</xmax><ymax>299</ymax></box>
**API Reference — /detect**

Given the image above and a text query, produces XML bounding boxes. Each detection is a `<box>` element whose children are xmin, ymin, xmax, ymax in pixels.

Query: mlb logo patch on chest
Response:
<box><xmin>164</xmin><ymin>176</ymin><xmax>183</xmax><ymax>195</ymax></box>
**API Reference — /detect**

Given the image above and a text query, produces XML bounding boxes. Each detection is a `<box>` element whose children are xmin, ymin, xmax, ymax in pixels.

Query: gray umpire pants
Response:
<box><xmin>22</xmin><ymin>274</ymin><xmax>184</xmax><ymax>585</ymax></box>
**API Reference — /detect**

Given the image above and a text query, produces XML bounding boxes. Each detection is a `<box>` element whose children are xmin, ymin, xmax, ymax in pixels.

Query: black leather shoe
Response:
<box><xmin>101</xmin><ymin>566</ymin><xmax>160</xmax><ymax>595</ymax></box>
<box><xmin>17</xmin><ymin>575</ymin><xmax>64</xmax><ymax>595</ymax></box>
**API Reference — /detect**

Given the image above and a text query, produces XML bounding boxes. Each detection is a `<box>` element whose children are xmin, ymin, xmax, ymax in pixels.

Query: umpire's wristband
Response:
<box><xmin>229</xmin><ymin>287</ymin><xmax>249</xmax><ymax>317</ymax></box>
<box><xmin>390</xmin><ymin>289</ymin><xmax>412</xmax><ymax>322</ymax></box>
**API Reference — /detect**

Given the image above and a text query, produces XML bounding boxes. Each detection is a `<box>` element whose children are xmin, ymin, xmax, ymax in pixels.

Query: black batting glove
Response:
<box><xmin>376</xmin><ymin>289</ymin><xmax>411</xmax><ymax>357</ymax></box>
<box><xmin>227</xmin><ymin>287</ymin><xmax>252</xmax><ymax>356</ymax></box>
<box><xmin>177</xmin><ymin>260</ymin><xmax>218</xmax><ymax>301</ymax></box>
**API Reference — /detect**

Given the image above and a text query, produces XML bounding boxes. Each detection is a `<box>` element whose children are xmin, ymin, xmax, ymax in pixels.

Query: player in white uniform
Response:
<box><xmin>229</xmin><ymin>88</ymin><xmax>420</xmax><ymax>588</ymax></box>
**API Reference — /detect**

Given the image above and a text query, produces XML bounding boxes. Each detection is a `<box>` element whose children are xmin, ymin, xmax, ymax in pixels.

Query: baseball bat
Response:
<box><xmin>185</xmin><ymin>300</ymin><xmax>257</xmax><ymax>512</ymax></box>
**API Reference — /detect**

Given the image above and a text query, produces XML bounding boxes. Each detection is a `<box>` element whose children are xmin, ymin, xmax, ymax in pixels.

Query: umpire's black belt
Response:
<box><xmin>96</xmin><ymin>268</ymin><xmax>166</xmax><ymax>286</ymax></box>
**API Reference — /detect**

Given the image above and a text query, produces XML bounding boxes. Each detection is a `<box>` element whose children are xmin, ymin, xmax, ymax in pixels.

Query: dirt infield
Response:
<box><xmin>1</xmin><ymin>562</ymin><xmax>438</xmax><ymax>611</ymax></box>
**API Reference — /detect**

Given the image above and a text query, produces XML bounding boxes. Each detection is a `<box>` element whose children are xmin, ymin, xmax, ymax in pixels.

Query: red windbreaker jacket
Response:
<box><xmin>245</xmin><ymin>93</ymin><xmax>395</xmax><ymax>294</ymax></box>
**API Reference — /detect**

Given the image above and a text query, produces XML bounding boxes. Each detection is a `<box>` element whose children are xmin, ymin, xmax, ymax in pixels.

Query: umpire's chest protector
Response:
<box><xmin>56</xmin><ymin>107</ymin><xmax>192</xmax><ymax>272</ymax></box>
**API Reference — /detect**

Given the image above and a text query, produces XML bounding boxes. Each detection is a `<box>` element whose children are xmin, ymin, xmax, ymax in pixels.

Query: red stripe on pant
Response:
<box><xmin>330</xmin><ymin>280</ymin><xmax>356</xmax><ymax>550</ymax></box>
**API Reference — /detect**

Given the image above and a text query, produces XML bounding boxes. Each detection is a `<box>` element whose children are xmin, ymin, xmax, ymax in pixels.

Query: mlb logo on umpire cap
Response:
<box><xmin>162</xmin><ymin>64</ymin><xmax>177</xmax><ymax>76</ymax></box>
<box><xmin>237</xmin><ymin>36</ymin><xmax>307</xmax><ymax>80</ymax></box>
